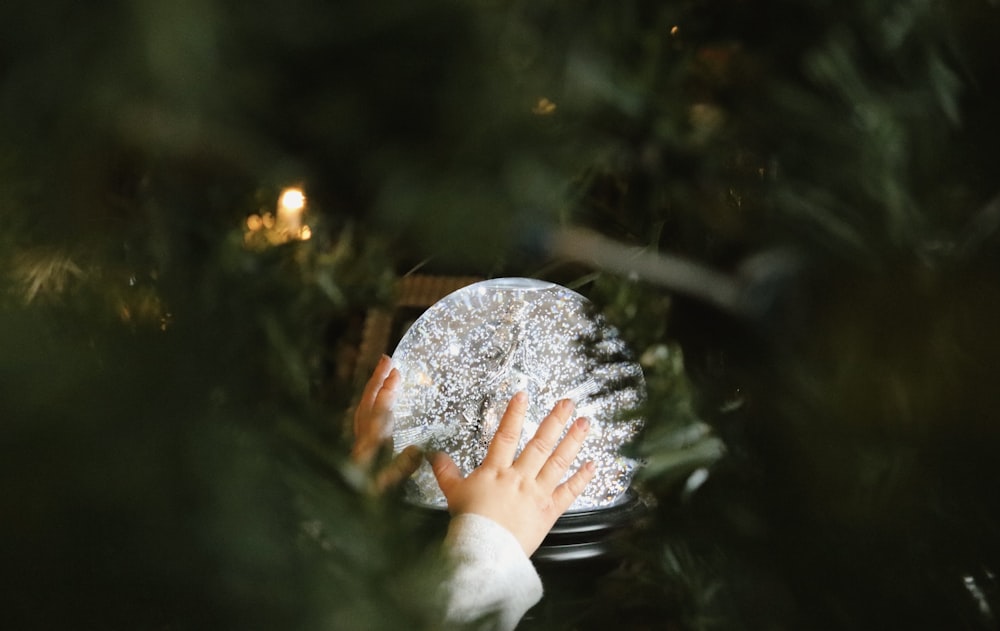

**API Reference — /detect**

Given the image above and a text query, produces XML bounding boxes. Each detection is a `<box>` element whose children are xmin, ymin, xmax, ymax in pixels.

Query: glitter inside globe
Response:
<box><xmin>391</xmin><ymin>277</ymin><xmax>645</xmax><ymax>512</ymax></box>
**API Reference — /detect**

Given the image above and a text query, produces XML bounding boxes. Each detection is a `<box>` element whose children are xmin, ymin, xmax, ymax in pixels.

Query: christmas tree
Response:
<box><xmin>3</xmin><ymin>0</ymin><xmax>999</xmax><ymax>629</ymax></box>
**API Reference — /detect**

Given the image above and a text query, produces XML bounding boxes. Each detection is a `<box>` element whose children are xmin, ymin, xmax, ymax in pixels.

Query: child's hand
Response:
<box><xmin>429</xmin><ymin>392</ymin><xmax>596</xmax><ymax>556</ymax></box>
<box><xmin>351</xmin><ymin>354</ymin><xmax>422</xmax><ymax>492</ymax></box>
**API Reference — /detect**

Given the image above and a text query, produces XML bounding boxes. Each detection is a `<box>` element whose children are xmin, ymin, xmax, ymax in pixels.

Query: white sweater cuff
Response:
<box><xmin>442</xmin><ymin>513</ymin><xmax>543</xmax><ymax>630</ymax></box>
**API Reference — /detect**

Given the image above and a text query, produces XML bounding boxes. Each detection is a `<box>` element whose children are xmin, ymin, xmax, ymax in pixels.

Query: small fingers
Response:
<box><xmin>354</xmin><ymin>355</ymin><xmax>393</xmax><ymax>437</ymax></box>
<box><xmin>482</xmin><ymin>391</ymin><xmax>528</xmax><ymax>468</ymax></box>
<box><xmin>551</xmin><ymin>460</ymin><xmax>597</xmax><ymax>514</ymax></box>
<box><xmin>353</xmin><ymin>364</ymin><xmax>398</xmax><ymax>454</ymax></box>
<box><xmin>375</xmin><ymin>445</ymin><xmax>422</xmax><ymax>492</ymax></box>
<box><xmin>370</xmin><ymin>368</ymin><xmax>400</xmax><ymax>439</ymax></box>
<box><xmin>536</xmin><ymin>416</ymin><xmax>590</xmax><ymax>489</ymax></box>
<box><xmin>429</xmin><ymin>451</ymin><xmax>463</xmax><ymax>501</ymax></box>
<box><xmin>513</xmin><ymin>399</ymin><xmax>574</xmax><ymax>475</ymax></box>
<box><xmin>351</xmin><ymin>368</ymin><xmax>400</xmax><ymax>466</ymax></box>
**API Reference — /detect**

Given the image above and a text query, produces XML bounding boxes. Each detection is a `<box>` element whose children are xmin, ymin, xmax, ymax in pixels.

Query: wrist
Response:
<box><xmin>452</xmin><ymin>510</ymin><xmax>539</xmax><ymax>556</ymax></box>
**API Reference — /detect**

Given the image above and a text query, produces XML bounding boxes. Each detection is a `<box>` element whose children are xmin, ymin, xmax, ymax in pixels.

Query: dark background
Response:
<box><xmin>2</xmin><ymin>1</ymin><xmax>1000</xmax><ymax>629</ymax></box>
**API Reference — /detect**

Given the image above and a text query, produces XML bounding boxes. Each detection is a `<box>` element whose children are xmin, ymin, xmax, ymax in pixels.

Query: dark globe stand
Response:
<box><xmin>403</xmin><ymin>487</ymin><xmax>646</xmax><ymax>568</ymax></box>
<box><xmin>533</xmin><ymin>489</ymin><xmax>646</xmax><ymax>565</ymax></box>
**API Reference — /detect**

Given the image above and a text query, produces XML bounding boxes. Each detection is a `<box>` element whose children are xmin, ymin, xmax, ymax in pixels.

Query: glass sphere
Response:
<box><xmin>391</xmin><ymin>278</ymin><xmax>645</xmax><ymax>512</ymax></box>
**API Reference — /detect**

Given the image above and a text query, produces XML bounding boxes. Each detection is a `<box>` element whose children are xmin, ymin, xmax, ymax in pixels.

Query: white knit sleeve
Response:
<box><xmin>441</xmin><ymin>513</ymin><xmax>543</xmax><ymax>631</ymax></box>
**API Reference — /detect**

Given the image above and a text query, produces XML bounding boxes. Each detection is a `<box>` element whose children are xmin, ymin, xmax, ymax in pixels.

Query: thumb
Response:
<box><xmin>374</xmin><ymin>445</ymin><xmax>423</xmax><ymax>492</ymax></box>
<box><xmin>428</xmin><ymin>451</ymin><xmax>462</xmax><ymax>497</ymax></box>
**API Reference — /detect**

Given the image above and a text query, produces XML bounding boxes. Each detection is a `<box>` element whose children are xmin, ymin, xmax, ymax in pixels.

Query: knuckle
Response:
<box><xmin>494</xmin><ymin>428</ymin><xmax>520</xmax><ymax>445</ymax></box>
<box><xmin>553</xmin><ymin>487</ymin><xmax>574</xmax><ymax>510</ymax></box>
<box><xmin>528</xmin><ymin>438</ymin><xmax>552</xmax><ymax>456</ymax></box>
<box><xmin>567</xmin><ymin>473</ymin><xmax>587</xmax><ymax>495</ymax></box>
<box><xmin>549</xmin><ymin>451</ymin><xmax>571</xmax><ymax>472</ymax></box>
<box><xmin>430</xmin><ymin>455</ymin><xmax>449</xmax><ymax>475</ymax></box>
<box><xmin>400</xmin><ymin>450</ymin><xmax>420</xmax><ymax>470</ymax></box>
<box><xmin>564</xmin><ymin>479</ymin><xmax>581</xmax><ymax>497</ymax></box>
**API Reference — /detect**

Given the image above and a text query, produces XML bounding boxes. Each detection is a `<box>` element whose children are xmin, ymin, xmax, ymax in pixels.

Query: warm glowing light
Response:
<box><xmin>242</xmin><ymin>186</ymin><xmax>311</xmax><ymax>250</ymax></box>
<box><xmin>670</xmin><ymin>25</ymin><xmax>679</xmax><ymax>35</ymax></box>
<box><xmin>532</xmin><ymin>97</ymin><xmax>557</xmax><ymax>115</ymax></box>
<box><xmin>279</xmin><ymin>187</ymin><xmax>306</xmax><ymax>211</ymax></box>
<box><xmin>276</xmin><ymin>187</ymin><xmax>306</xmax><ymax>236</ymax></box>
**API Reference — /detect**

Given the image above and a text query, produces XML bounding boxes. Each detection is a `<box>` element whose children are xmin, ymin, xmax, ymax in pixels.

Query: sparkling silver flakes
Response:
<box><xmin>391</xmin><ymin>278</ymin><xmax>645</xmax><ymax>512</ymax></box>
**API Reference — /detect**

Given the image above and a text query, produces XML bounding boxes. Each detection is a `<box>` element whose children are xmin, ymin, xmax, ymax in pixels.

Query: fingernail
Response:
<box><xmin>585</xmin><ymin>461</ymin><xmax>596</xmax><ymax>473</ymax></box>
<box><xmin>576</xmin><ymin>417</ymin><xmax>590</xmax><ymax>431</ymax></box>
<box><xmin>514</xmin><ymin>391</ymin><xmax>528</xmax><ymax>403</ymax></box>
